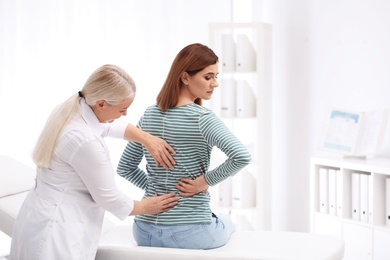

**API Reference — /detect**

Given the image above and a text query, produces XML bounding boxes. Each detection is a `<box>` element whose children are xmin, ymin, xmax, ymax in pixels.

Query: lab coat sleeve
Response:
<box><xmin>102</xmin><ymin>118</ymin><xmax>128</xmax><ymax>139</ymax></box>
<box><xmin>69</xmin><ymin>139</ymin><xmax>134</xmax><ymax>220</ymax></box>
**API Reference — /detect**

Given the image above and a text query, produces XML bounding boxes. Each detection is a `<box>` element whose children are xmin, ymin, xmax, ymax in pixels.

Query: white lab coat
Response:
<box><xmin>10</xmin><ymin>100</ymin><xmax>134</xmax><ymax>260</ymax></box>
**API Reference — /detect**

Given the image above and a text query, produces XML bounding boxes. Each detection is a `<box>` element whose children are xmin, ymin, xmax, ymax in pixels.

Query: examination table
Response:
<box><xmin>0</xmin><ymin>154</ymin><xmax>344</xmax><ymax>260</ymax></box>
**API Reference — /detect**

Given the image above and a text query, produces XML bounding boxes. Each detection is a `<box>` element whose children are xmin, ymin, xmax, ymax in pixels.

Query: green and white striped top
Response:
<box><xmin>117</xmin><ymin>103</ymin><xmax>251</xmax><ymax>225</ymax></box>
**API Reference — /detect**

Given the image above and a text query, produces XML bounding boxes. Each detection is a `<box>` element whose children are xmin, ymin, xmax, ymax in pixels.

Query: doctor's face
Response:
<box><xmin>94</xmin><ymin>97</ymin><xmax>134</xmax><ymax>123</ymax></box>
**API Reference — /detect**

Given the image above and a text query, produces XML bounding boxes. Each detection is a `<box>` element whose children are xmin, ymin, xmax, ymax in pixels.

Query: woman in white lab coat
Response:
<box><xmin>9</xmin><ymin>64</ymin><xmax>179</xmax><ymax>260</ymax></box>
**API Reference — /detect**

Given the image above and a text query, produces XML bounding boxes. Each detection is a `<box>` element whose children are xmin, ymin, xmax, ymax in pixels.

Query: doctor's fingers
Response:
<box><xmin>160</xmin><ymin>193</ymin><xmax>179</xmax><ymax>203</ymax></box>
<box><xmin>150</xmin><ymin>138</ymin><xmax>176</xmax><ymax>170</ymax></box>
<box><xmin>158</xmin><ymin>193</ymin><xmax>179</xmax><ymax>211</ymax></box>
<box><xmin>155</xmin><ymin>152</ymin><xmax>176</xmax><ymax>170</ymax></box>
<box><xmin>160</xmin><ymin>200</ymin><xmax>179</xmax><ymax>212</ymax></box>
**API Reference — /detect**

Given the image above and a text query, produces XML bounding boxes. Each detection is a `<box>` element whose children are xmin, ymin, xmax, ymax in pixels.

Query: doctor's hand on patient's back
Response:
<box><xmin>143</xmin><ymin>135</ymin><xmax>176</xmax><ymax>170</ymax></box>
<box><xmin>130</xmin><ymin>193</ymin><xmax>179</xmax><ymax>215</ymax></box>
<box><xmin>124</xmin><ymin>124</ymin><xmax>176</xmax><ymax>170</ymax></box>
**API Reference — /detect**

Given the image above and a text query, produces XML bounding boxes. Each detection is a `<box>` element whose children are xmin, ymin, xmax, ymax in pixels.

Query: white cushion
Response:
<box><xmin>97</xmin><ymin>225</ymin><xmax>344</xmax><ymax>260</ymax></box>
<box><xmin>0</xmin><ymin>191</ymin><xmax>29</xmax><ymax>237</ymax></box>
<box><xmin>0</xmin><ymin>155</ymin><xmax>35</xmax><ymax>198</ymax></box>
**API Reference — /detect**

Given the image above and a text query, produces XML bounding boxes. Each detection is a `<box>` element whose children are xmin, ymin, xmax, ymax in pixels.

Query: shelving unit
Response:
<box><xmin>207</xmin><ymin>22</ymin><xmax>272</xmax><ymax>231</ymax></box>
<box><xmin>310</xmin><ymin>156</ymin><xmax>390</xmax><ymax>259</ymax></box>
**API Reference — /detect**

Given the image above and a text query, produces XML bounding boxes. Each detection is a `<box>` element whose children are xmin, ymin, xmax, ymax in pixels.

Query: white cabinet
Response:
<box><xmin>343</xmin><ymin>222</ymin><xmax>372</xmax><ymax>260</ymax></box>
<box><xmin>311</xmin><ymin>156</ymin><xmax>390</xmax><ymax>260</ymax></box>
<box><xmin>373</xmin><ymin>228</ymin><xmax>390</xmax><ymax>259</ymax></box>
<box><xmin>207</xmin><ymin>23</ymin><xmax>272</xmax><ymax>231</ymax></box>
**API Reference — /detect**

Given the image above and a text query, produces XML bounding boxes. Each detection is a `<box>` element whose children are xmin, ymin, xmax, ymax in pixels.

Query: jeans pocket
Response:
<box><xmin>171</xmin><ymin>224</ymin><xmax>215</xmax><ymax>249</ymax></box>
<box><xmin>133</xmin><ymin>221</ymin><xmax>152</xmax><ymax>246</ymax></box>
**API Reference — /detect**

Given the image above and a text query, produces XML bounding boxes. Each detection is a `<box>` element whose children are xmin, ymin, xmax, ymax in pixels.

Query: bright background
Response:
<box><xmin>1</xmin><ymin>0</ymin><xmax>390</xmax><ymax>255</ymax></box>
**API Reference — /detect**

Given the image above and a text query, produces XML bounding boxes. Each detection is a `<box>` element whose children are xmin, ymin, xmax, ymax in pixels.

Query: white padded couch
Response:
<box><xmin>0</xmin><ymin>155</ymin><xmax>345</xmax><ymax>260</ymax></box>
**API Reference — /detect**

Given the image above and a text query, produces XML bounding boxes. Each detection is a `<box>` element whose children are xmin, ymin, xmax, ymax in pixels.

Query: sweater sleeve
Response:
<box><xmin>117</xmin><ymin>140</ymin><xmax>148</xmax><ymax>190</ymax></box>
<box><xmin>116</xmin><ymin>117</ymin><xmax>149</xmax><ymax>190</ymax></box>
<box><xmin>199</xmin><ymin>110</ymin><xmax>251</xmax><ymax>186</ymax></box>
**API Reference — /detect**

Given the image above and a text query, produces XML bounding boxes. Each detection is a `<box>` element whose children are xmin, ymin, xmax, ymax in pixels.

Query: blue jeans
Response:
<box><xmin>133</xmin><ymin>214</ymin><xmax>234</xmax><ymax>249</ymax></box>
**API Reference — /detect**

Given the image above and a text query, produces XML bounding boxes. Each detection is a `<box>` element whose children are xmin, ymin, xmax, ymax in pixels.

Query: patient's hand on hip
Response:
<box><xmin>176</xmin><ymin>175</ymin><xmax>209</xmax><ymax>196</ymax></box>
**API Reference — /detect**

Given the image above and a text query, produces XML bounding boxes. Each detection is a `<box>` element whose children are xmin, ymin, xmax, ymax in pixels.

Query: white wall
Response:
<box><xmin>266</xmin><ymin>0</ymin><xmax>390</xmax><ymax>232</ymax></box>
<box><xmin>309</xmin><ymin>0</ymin><xmax>390</xmax><ymax>157</ymax></box>
<box><xmin>0</xmin><ymin>0</ymin><xmax>232</xmax><ymax>166</ymax></box>
<box><xmin>265</xmin><ymin>0</ymin><xmax>312</xmax><ymax>232</ymax></box>
<box><xmin>308</xmin><ymin>0</ymin><xmax>390</xmax><ymax>236</ymax></box>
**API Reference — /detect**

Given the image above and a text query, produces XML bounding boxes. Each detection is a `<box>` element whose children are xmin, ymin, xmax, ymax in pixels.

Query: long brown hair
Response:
<box><xmin>156</xmin><ymin>43</ymin><xmax>218</xmax><ymax>111</ymax></box>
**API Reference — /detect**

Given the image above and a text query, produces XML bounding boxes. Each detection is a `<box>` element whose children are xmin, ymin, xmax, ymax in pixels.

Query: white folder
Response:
<box><xmin>328</xmin><ymin>169</ymin><xmax>337</xmax><ymax>216</ymax></box>
<box><xmin>319</xmin><ymin>167</ymin><xmax>329</xmax><ymax>214</ymax></box>
<box><xmin>336</xmin><ymin>169</ymin><xmax>343</xmax><ymax>217</ymax></box>
<box><xmin>235</xmin><ymin>34</ymin><xmax>256</xmax><ymax>72</ymax></box>
<box><xmin>221</xmin><ymin>34</ymin><xmax>236</xmax><ymax>72</ymax></box>
<box><xmin>235</xmin><ymin>80</ymin><xmax>256</xmax><ymax>118</ymax></box>
<box><xmin>386</xmin><ymin>178</ymin><xmax>390</xmax><ymax>227</ymax></box>
<box><xmin>351</xmin><ymin>172</ymin><xmax>361</xmax><ymax>221</ymax></box>
<box><xmin>232</xmin><ymin>170</ymin><xmax>256</xmax><ymax>208</ymax></box>
<box><xmin>235</xmin><ymin>214</ymin><xmax>255</xmax><ymax>231</ymax></box>
<box><xmin>359</xmin><ymin>173</ymin><xmax>369</xmax><ymax>223</ymax></box>
<box><xmin>368</xmin><ymin>174</ymin><xmax>373</xmax><ymax>224</ymax></box>
<box><xmin>220</xmin><ymin>78</ymin><xmax>236</xmax><ymax>118</ymax></box>
<box><xmin>219</xmin><ymin>177</ymin><xmax>232</xmax><ymax>207</ymax></box>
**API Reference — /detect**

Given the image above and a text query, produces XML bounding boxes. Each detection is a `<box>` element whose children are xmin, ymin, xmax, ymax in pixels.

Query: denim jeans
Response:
<box><xmin>133</xmin><ymin>214</ymin><xmax>234</xmax><ymax>249</ymax></box>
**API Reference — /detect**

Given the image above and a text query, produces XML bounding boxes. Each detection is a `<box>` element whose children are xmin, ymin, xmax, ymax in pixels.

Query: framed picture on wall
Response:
<box><xmin>319</xmin><ymin>108</ymin><xmax>389</xmax><ymax>158</ymax></box>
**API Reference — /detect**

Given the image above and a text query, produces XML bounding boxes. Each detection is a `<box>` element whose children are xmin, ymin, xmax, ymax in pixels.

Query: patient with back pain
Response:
<box><xmin>117</xmin><ymin>43</ymin><xmax>251</xmax><ymax>249</ymax></box>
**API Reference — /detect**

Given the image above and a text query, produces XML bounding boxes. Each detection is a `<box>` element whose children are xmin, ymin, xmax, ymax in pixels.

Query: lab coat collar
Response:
<box><xmin>80</xmin><ymin>99</ymin><xmax>105</xmax><ymax>137</ymax></box>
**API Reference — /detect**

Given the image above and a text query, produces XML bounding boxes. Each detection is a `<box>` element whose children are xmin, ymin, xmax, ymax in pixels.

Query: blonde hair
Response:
<box><xmin>32</xmin><ymin>64</ymin><xmax>136</xmax><ymax>168</ymax></box>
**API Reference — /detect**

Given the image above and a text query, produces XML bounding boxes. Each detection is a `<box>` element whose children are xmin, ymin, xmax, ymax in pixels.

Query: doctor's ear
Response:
<box><xmin>96</xmin><ymin>100</ymin><xmax>106</xmax><ymax>110</ymax></box>
<box><xmin>181</xmin><ymin>72</ymin><xmax>189</xmax><ymax>85</ymax></box>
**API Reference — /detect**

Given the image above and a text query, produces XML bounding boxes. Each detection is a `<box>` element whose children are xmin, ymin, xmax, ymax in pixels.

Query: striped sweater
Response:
<box><xmin>117</xmin><ymin>103</ymin><xmax>251</xmax><ymax>225</ymax></box>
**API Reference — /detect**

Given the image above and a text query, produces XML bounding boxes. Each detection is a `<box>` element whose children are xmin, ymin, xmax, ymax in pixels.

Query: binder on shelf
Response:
<box><xmin>235</xmin><ymin>80</ymin><xmax>256</xmax><ymax>118</ymax></box>
<box><xmin>218</xmin><ymin>177</ymin><xmax>232</xmax><ymax>207</ymax></box>
<box><xmin>311</xmin><ymin>157</ymin><xmax>390</xmax><ymax>258</ymax></box>
<box><xmin>359</xmin><ymin>173</ymin><xmax>369</xmax><ymax>223</ymax></box>
<box><xmin>231</xmin><ymin>170</ymin><xmax>256</xmax><ymax>208</ymax></box>
<box><xmin>351</xmin><ymin>172</ymin><xmax>361</xmax><ymax>221</ymax></box>
<box><xmin>235</xmin><ymin>214</ymin><xmax>255</xmax><ymax>231</ymax></box>
<box><xmin>319</xmin><ymin>167</ymin><xmax>329</xmax><ymax>214</ymax></box>
<box><xmin>220</xmin><ymin>78</ymin><xmax>236</xmax><ymax>118</ymax></box>
<box><xmin>336</xmin><ymin>169</ymin><xmax>343</xmax><ymax>217</ymax></box>
<box><xmin>386</xmin><ymin>178</ymin><xmax>390</xmax><ymax>227</ymax></box>
<box><xmin>235</xmin><ymin>34</ymin><xmax>256</xmax><ymax>72</ymax></box>
<box><xmin>368</xmin><ymin>174</ymin><xmax>373</xmax><ymax>224</ymax></box>
<box><xmin>328</xmin><ymin>169</ymin><xmax>337</xmax><ymax>216</ymax></box>
<box><xmin>220</xmin><ymin>34</ymin><xmax>236</xmax><ymax>72</ymax></box>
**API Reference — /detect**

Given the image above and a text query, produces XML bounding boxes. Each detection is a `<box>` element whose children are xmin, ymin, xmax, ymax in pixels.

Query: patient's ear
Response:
<box><xmin>181</xmin><ymin>72</ymin><xmax>189</xmax><ymax>85</ymax></box>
